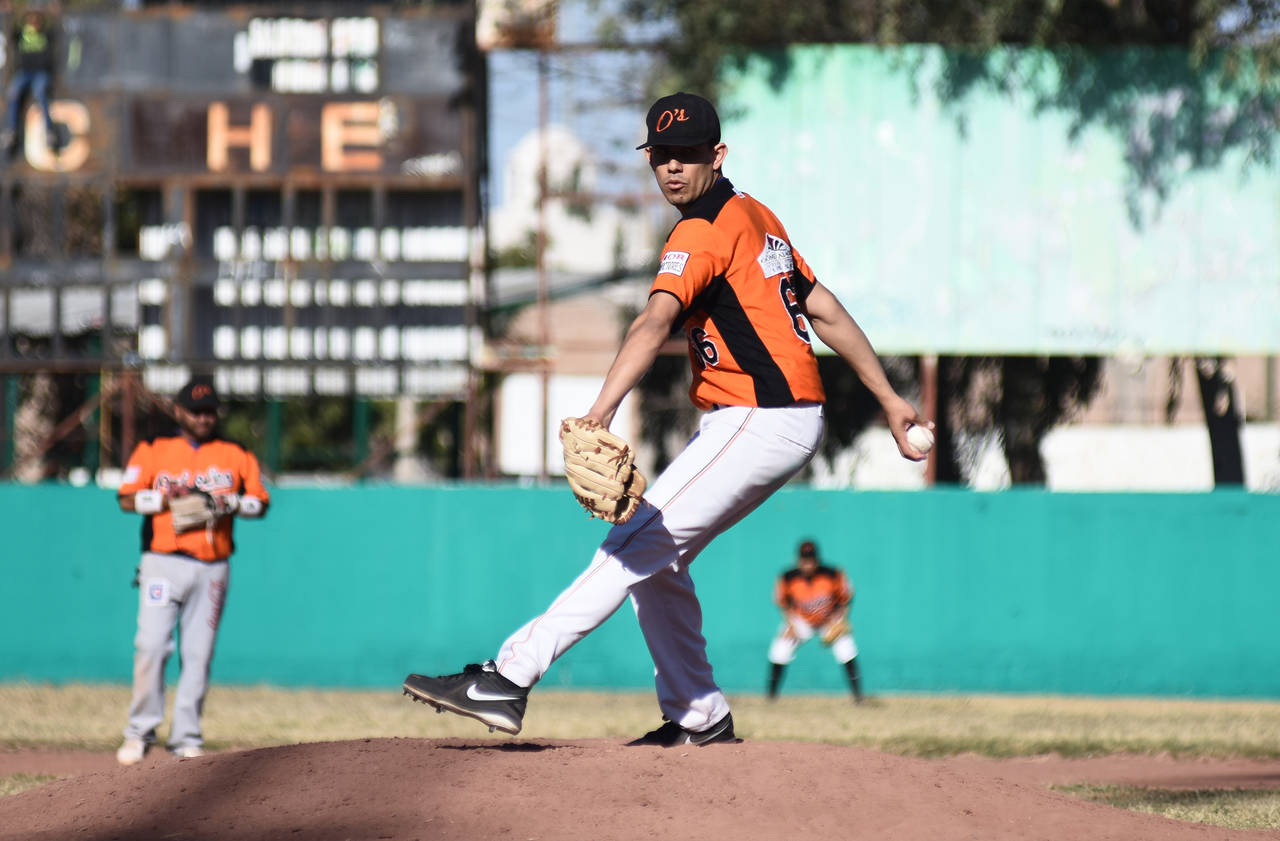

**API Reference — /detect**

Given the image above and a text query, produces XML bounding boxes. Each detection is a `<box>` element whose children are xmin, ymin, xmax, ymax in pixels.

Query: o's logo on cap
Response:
<box><xmin>192</xmin><ymin>385</ymin><xmax>212</xmax><ymax>399</ymax></box>
<box><xmin>656</xmin><ymin>108</ymin><xmax>689</xmax><ymax>132</ymax></box>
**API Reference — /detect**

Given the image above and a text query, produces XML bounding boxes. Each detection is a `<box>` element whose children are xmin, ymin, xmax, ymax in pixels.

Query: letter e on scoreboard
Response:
<box><xmin>321</xmin><ymin>102</ymin><xmax>383</xmax><ymax>172</ymax></box>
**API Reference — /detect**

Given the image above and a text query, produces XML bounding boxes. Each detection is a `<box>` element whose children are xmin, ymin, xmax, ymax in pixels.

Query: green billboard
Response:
<box><xmin>721</xmin><ymin>46</ymin><xmax>1280</xmax><ymax>355</ymax></box>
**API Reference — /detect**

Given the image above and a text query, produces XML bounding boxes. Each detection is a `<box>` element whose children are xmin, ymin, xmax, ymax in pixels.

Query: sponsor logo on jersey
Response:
<box><xmin>658</xmin><ymin>250</ymin><xmax>691</xmax><ymax>277</ymax></box>
<box><xmin>757</xmin><ymin>233</ymin><xmax>796</xmax><ymax>278</ymax></box>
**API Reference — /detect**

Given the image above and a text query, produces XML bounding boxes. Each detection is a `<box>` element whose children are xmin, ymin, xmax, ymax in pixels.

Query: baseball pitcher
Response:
<box><xmin>404</xmin><ymin>92</ymin><xmax>927</xmax><ymax>746</ymax></box>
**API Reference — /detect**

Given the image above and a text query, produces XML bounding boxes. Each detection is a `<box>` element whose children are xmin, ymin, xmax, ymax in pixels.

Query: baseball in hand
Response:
<box><xmin>906</xmin><ymin>424</ymin><xmax>934</xmax><ymax>455</ymax></box>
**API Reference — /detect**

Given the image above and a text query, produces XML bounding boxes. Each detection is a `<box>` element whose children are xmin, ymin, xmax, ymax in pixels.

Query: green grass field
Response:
<box><xmin>4</xmin><ymin>683</ymin><xmax>1280</xmax><ymax>829</ymax></box>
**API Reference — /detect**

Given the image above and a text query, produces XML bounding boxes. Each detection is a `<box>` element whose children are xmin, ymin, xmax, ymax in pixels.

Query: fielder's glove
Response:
<box><xmin>820</xmin><ymin>616</ymin><xmax>851</xmax><ymax>646</ymax></box>
<box><xmin>168</xmin><ymin>490</ymin><xmax>238</xmax><ymax>533</ymax></box>
<box><xmin>559</xmin><ymin>417</ymin><xmax>647</xmax><ymax>525</ymax></box>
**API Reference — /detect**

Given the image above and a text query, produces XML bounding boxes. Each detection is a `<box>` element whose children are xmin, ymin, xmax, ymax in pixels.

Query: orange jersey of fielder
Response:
<box><xmin>118</xmin><ymin>436</ymin><xmax>269</xmax><ymax>562</ymax></box>
<box><xmin>775</xmin><ymin>566</ymin><xmax>852</xmax><ymax>628</ymax></box>
<box><xmin>649</xmin><ymin>177</ymin><xmax>827</xmax><ymax>410</ymax></box>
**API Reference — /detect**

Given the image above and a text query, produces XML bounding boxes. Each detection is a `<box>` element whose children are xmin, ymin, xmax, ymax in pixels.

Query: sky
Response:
<box><xmin>485</xmin><ymin>0</ymin><xmax>672</xmax><ymax>208</ymax></box>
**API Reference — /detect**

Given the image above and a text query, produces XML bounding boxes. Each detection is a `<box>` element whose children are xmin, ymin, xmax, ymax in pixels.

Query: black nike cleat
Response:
<box><xmin>403</xmin><ymin>660</ymin><xmax>529</xmax><ymax>735</ymax></box>
<box><xmin>626</xmin><ymin>712</ymin><xmax>742</xmax><ymax>747</ymax></box>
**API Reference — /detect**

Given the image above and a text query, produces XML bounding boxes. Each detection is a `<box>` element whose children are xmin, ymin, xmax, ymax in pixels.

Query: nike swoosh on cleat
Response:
<box><xmin>465</xmin><ymin>683</ymin><xmax>523</xmax><ymax>702</ymax></box>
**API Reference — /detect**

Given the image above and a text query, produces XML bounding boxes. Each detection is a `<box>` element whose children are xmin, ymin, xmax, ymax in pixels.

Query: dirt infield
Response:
<box><xmin>3</xmin><ymin>740</ymin><xmax>1280</xmax><ymax>841</ymax></box>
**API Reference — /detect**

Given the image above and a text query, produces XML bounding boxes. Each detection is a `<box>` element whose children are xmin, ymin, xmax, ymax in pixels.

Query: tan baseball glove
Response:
<box><xmin>169</xmin><ymin>491</ymin><xmax>217</xmax><ymax>533</ymax></box>
<box><xmin>820</xmin><ymin>616</ymin><xmax>851</xmax><ymax>646</ymax></box>
<box><xmin>559</xmin><ymin>417</ymin><xmax>647</xmax><ymax>525</ymax></box>
<box><xmin>168</xmin><ymin>490</ymin><xmax>238</xmax><ymax>533</ymax></box>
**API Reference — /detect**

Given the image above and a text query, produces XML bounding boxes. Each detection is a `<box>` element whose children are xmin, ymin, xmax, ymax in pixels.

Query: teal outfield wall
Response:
<box><xmin>2</xmin><ymin>485</ymin><xmax>1277</xmax><ymax>698</ymax></box>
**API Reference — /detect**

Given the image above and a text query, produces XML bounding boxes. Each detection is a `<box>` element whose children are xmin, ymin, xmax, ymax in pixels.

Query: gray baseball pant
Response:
<box><xmin>123</xmin><ymin>551</ymin><xmax>229</xmax><ymax>750</ymax></box>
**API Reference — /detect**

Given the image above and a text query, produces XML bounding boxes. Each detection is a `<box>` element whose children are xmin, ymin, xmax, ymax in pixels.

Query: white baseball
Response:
<box><xmin>906</xmin><ymin>424</ymin><xmax>934</xmax><ymax>455</ymax></box>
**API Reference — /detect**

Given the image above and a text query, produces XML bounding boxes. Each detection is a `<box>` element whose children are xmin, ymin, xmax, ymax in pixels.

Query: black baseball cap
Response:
<box><xmin>636</xmin><ymin>92</ymin><xmax>721</xmax><ymax>150</ymax></box>
<box><xmin>175</xmin><ymin>375</ymin><xmax>221</xmax><ymax>411</ymax></box>
<box><xmin>798</xmin><ymin>540</ymin><xmax>818</xmax><ymax>558</ymax></box>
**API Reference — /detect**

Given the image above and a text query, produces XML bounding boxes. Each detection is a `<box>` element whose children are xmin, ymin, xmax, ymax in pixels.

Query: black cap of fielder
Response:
<box><xmin>636</xmin><ymin>91</ymin><xmax>721</xmax><ymax>150</ymax></box>
<box><xmin>798</xmin><ymin>540</ymin><xmax>818</xmax><ymax>558</ymax></box>
<box><xmin>175</xmin><ymin>375</ymin><xmax>221</xmax><ymax>411</ymax></box>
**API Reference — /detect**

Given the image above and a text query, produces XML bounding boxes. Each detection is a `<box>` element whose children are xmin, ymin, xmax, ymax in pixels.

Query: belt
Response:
<box><xmin>712</xmin><ymin>401</ymin><xmax>822</xmax><ymax>410</ymax></box>
<box><xmin>147</xmin><ymin>550</ymin><xmax>225</xmax><ymax>564</ymax></box>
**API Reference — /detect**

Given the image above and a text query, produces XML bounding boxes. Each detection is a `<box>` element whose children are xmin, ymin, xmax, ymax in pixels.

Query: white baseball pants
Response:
<box><xmin>123</xmin><ymin>552</ymin><xmax>228</xmax><ymax>750</ymax></box>
<box><xmin>496</xmin><ymin>403</ymin><xmax>824</xmax><ymax>732</ymax></box>
<box><xmin>768</xmin><ymin>617</ymin><xmax>859</xmax><ymax>665</ymax></box>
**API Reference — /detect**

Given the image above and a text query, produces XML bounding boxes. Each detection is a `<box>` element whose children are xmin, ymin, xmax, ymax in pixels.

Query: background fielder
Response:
<box><xmin>403</xmin><ymin>92</ymin><xmax>928</xmax><ymax>746</ymax></box>
<box><xmin>114</xmin><ymin>376</ymin><xmax>269</xmax><ymax>765</ymax></box>
<box><xmin>767</xmin><ymin>539</ymin><xmax>863</xmax><ymax>703</ymax></box>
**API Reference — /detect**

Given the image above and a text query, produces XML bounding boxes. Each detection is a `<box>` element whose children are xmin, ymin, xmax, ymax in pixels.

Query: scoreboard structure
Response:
<box><xmin>0</xmin><ymin>3</ymin><xmax>485</xmax><ymax>405</ymax></box>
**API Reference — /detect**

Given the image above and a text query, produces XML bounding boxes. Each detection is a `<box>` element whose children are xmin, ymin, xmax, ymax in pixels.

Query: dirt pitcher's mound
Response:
<box><xmin>2</xmin><ymin>738</ymin><xmax>1277</xmax><ymax>841</ymax></box>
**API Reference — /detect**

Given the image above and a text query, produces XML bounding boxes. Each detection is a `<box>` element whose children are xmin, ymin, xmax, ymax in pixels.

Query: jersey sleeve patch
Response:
<box><xmin>658</xmin><ymin>250</ymin><xmax>691</xmax><ymax>277</ymax></box>
<box><xmin>757</xmin><ymin>233</ymin><xmax>796</xmax><ymax>278</ymax></box>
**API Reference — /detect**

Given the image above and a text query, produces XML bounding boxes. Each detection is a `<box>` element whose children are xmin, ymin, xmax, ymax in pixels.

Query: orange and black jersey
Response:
<box><xmin>776</xmin><ymin>566</ymin><xmax>852</xmax><ymax>627</ymax></box>
<box><xmin>650</xmin><ymin>177</ymin><xmax>826</xmax><ymax>410</ymax></box>
<box><xmin>118</xmin><ymin>434</ymin><xmax>269</xmax><ymax>562</ymax></box>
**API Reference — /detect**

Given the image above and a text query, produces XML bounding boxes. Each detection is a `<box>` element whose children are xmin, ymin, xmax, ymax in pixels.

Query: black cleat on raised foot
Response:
<box><xmin>403</xmin><ymin>660</ymin><xmax>528</xmax><ymax>735</ymax></box>
<box><xmin>626</xmin><ymin>712</ymin><xmax>742</xmax><ymax>747</ymax></box>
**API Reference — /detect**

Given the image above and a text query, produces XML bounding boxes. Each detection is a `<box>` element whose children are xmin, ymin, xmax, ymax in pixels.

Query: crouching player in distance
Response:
<box><xmin>767</xmin><ymin>539</ymin><xmax>863</xmax><ymax>703</ymax></box>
